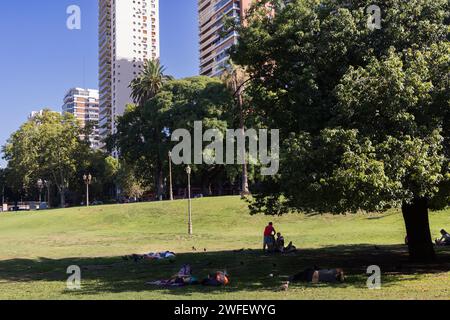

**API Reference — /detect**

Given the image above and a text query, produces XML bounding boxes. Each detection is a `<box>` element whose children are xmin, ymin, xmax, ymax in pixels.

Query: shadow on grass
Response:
<box><xmin>0</xmin><ymin>244</ymin><xmax>449</xmax><ymax>297</ymax></box>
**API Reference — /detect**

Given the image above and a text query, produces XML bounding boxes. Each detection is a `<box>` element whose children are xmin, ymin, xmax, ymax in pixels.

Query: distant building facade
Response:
<box><xmin>62</xmin><ymin>88</ymin><xmax>101</xmax><ymax>149</ymax></box>
<box><xmin>199</xmin><ymin>0</ymin><xmax>253</xmax><ymax>77</ymax></box>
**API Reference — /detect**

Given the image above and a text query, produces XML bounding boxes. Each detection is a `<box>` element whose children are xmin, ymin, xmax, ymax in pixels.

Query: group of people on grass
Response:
<box><xmin>265</xmin><ymin>222</ymin><xmax>450</xmax><ymax>252</ymax></box>
<box><xmin>263</xmin><ymin>222</ymin><xmax>345</xmax><ymax>284</ymax></box>
<box><xmin>133</xmin><ymin>223</ymin><xmax>450</xmax><ymax>288</ymax></box>
<box><xmin>263</xmin><ymin>222</ymin><xmax>296</xmax><ymax>253</ymax></box>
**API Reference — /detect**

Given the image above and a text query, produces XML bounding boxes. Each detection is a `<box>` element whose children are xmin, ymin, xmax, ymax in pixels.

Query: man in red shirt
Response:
<box><xmin>263</xmin><ymin>222</ymin><xmax>276</xmax><ymax>252</ymax></box>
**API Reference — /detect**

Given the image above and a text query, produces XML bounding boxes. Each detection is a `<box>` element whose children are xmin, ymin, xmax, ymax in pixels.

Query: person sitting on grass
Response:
<box><xmin>435</xmin><ymin>229</ymin><xmax>450</xmax><ymax>246</ymax></box>
<box><xmin>147</xmin><ymin>264</ymin><xmax>199</xmax><ymax>287</ymax></box>
<box><xmin>275</xmin><ymin>233</ymin><xmax>285</xmax><ymax>252</ymax></box>
<box><xmin>274</xmin><ymin>233</ymin><xmax>297</xmax><ymax>253</ymax></box>
<box><xmin>284</xmin><ymin>241</ymin><xmax>297</xmax><ymax>253</ymax></box>
<box><xmin>263</xmin><ymin>222</ymin><xmax>276</xmax><ymax>252</ymax></box>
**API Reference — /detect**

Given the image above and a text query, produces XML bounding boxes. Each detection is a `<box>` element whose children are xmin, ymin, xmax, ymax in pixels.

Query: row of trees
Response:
<box><xmin>1</xmin><ymin>111</ymin><xmax>156</xmax><ymax>207</ymax></box>
<box><xmin>1</xmin><ymin>61</ymin><xmax>256</xmax><ymax>206</ymax></box>
<box><xmin>109</xmin><ymin>60</ymin><xmax>256</xmax><ymax>200</ymax></box>
<box><xmin>3</xmin><ymin>111</ymin><xmax>94</xmax><ymax>207</ymax></box>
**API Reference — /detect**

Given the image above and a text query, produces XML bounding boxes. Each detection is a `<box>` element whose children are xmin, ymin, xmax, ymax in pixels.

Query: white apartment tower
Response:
<box><xmin>98</xmin><ymin>0</ymin><xmax>160</xmax><ymax>145</ymax></box>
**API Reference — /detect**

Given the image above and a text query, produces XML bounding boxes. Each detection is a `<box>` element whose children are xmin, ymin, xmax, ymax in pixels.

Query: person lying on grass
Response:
<box><xmin>123</xmin><ymin>251</ymin><xmax>176</xmax><ymax>262</ymax></box>
<box><xmin>147</xmin><ymin>267</ymin><xmax>229</xmax><ymax>287</ymax></box>
<box><xmin>289</xmin><ymin>267</ymin><xmax>345</xmax><ymax>284</ymax></box>
<box><xmin>435</xmin><ymin>229</ymin><xmax>450</xmax><ymax>246</ymax></box>
<box><xmin>147</xmin><ymin>264</ymin><xmax>199</xmax><ymax>287</ymax></box>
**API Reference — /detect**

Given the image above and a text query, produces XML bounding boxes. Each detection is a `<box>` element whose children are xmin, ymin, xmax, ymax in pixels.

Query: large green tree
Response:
<box><xmin>113</xmin><ymin>102</ymin><xmax>165</xmax><ymax>199</ymax></box>
<box><xmin>232</xmin><ymin>0</ymin><xmax>449</xmax><ymax>261</ymax></box>
<box><xmin>114</xmin><ymin>76</ymin><xmax>237</xmax><ymax>198</ymax></box>
<box><xmin>163</xmin><ymin>76</ymin><xmax>237</xmax><ymax>195</ymax></box>
<box><xmin>3</xmin><ymin>110</ymin><xmax>92</xmax><ymax>207</ymax></box>
<box><xmin>121</xmin><ymin>59</ymin><xmax>174</xmax><ymax>199</ymax></box>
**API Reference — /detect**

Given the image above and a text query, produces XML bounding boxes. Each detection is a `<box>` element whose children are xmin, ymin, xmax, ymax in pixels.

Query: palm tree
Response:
<box><xmin>221</xmin><ymin>60</ymin><xmax>251</xmax><ymax>196</ymax></box>
<box><xmin>129</xmin><ymin>59</ymin><xmax>173</xmax><ymax>201</ymax></box>
<box><xmin>129</xmin><ymin>59</ymin><xmax>173</xmax><ymax>107</ymax></box>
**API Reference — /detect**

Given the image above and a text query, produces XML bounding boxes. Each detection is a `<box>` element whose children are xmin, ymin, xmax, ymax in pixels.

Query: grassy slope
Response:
<box><xmin>0</xmin><ymin>196</ymin><xmax>448</xmax><ymax>300</ymax></box>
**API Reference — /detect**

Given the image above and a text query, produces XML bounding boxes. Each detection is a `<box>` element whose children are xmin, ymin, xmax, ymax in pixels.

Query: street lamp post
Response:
<box><xmin>168</xmin><ymin>151</ymin><xmax>174</xmax><ymax>201</ymax></box>
<box><xmin>37</xmin><ymin>179</ymin><xmax>44</xmax><ymax>204</ymax></box>
<box><xmin>186</xmin><ymin>165</ymin><xmax>193</xmax><ymax>235</ymax></box>
<box><xmin>83</xmin><ymin>173</ymin><xmax>93</xmax><ymax>207</ymax></box>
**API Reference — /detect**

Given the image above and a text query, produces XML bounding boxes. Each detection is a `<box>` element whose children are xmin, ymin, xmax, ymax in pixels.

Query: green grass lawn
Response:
<box><xmin>0</xmin><ymin>196</ymin><xmax>448</xmax><ymax>300</ymax></box>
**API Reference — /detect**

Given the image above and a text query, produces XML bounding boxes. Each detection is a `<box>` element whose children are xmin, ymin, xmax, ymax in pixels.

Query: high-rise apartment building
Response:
<box><xmin>98</xmin><ymin>0</ymin><xmax>160</xmax><ymax>145</ymax></box>
<box><xmin>62</xmin><ymin>88</ymin><xmax>101</xmax><ymax>149</ymax></box>
<box><xmin>199</xmin><ymin>0</ymin><xmax>252</xmax><ymax>77</ymax></box>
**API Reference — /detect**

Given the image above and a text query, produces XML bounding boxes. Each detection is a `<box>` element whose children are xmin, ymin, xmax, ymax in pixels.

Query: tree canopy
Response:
<box><xmin>129</xmin><ymin>59</ymin><xmax>174</xmax><ymax>107</ymax></box>
<box><xmin>3</xmin><ymin>110</ymin><xmax>98</xmax><ymax>207</ymax></box>
<box><xmin>231</xmin><ymin>0</ymin><xmax>449</xmax><ymax>261</ymax></box>
<box><xmin>114</xmin><ymin>76</ymin><xmax>250</xmax><ymax>197</ymax></box>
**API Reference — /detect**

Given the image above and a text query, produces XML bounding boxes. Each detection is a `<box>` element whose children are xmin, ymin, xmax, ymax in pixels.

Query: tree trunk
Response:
<box><xmin>157</xmin><ymin>168</ymin><xmax>164</xmax><ymax>201</ymax></box>
<box><xmin>238</xmin><ymin>90</ymin><xmax>250</xmax><ymax>197</ymax></box>
<box><xmin>59</xmin><ymin>188</ymin><xmax>66</xmax><ymax>208</ymax></box>
<box><xmin>217</xmin><ymin>181</ymin><xmax>224</xmax><ymax>196</ymax></box>
<box><xmin>201</xmin><ymin>175</ymin><xmax>208</xmax><ymax>196</ymax></box>
<box><xmin>402</xmin><ymin>198</ymin><xmax>436</xmax><ymax>262</ymax></box>
<box><xmin>154</xmin><ymin>156</ymin><xmax>165</xmax><ymax>201</ymax></box>
<box><xmin>241</xmin><ymin>151</ymin><xmax>250</xmax><ymax>196</ymax></box>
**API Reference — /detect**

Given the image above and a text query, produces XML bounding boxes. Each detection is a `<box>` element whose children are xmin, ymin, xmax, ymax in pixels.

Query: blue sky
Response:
<box><xmin>0</xmin><ymin>0</ymin><xmax>199</xmax><ymax>166</ymax></box>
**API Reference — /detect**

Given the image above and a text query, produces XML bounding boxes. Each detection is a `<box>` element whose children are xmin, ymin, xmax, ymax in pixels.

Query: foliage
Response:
<box><xmin>2</xmin><ymin>110</ymin><xmax>104</xmax><ymax>206</ymax></box>
<box><xmin>231</xmin><ymin>0</ymin><xmax>449</xmax><ymax>215</ymax></box>
<box><xmin>129</xmin><ymin>59</ymin><xmax>174</xmax><ymax>107</ymax></box>
<box><xmin>114</xmin><ymin>76</ymin><xmax>239</xmax><ymax>197</ymax></box>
